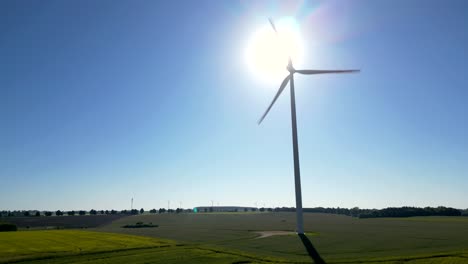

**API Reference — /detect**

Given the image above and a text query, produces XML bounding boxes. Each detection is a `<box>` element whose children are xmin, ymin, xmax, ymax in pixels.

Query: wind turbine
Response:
<box><xmin>258</xmin><ymin>18</ymin><xmax>360</xmax><ymax>234</ymax></box>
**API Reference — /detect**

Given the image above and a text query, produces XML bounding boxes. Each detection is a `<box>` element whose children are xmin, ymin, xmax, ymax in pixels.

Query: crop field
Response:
<box><xmin>0</xmin><ymin>230</ymin><xmax>278</xmax><ymax>264</ymax></box>
<box><xmin>4</xmin><ymin>215</ymin><xmax>125</xmax><ymax>229</ymax></box>
<box><xmin>1</xmin><ymin>213</ymin><xmax>468</xmax><ymax>263</ymax></box>
<box><xmin>97</xmin><ymin>213</ymin><xmax>468</xmax><ymax>263</ymax></box>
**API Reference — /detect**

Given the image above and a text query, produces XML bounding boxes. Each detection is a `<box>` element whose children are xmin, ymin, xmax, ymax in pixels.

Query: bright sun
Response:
<box><xmin>245</xmin><ymin>17</ymin><xmax>304</xmax><ymax>83</ymax></box>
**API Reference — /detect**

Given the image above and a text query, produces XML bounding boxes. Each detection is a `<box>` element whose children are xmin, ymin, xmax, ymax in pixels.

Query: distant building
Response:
<box><xmin>193</xmin><ymin>206</ymin><xmax>256</xmax><ymax>213</ymax></box>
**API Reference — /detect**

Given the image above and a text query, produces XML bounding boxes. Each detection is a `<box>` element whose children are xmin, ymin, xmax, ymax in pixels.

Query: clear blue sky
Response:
<box><xmin>1</xmin><ymin>0</ymin><xmax>467</xmax><ymax>211</ymax></box>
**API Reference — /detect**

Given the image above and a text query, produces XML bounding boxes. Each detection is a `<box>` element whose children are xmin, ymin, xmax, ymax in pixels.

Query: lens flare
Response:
<box><xmin>245</xmin><ymin>17</ymin><xmax>304</xmax><ymax>84</ymax></box>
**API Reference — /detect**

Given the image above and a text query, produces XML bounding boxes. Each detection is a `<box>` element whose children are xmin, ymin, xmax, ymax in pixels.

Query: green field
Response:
<box><xmin>0</xmin><ymin>230</ymin><xmax>281</xmax><ymax>264</ymax></box>
<box><xmin>97</xmin><ymin>213</ymin><xmax>468</xmax><ymax>263</ymax></box>
<box><xmin>2</xmin><ymin>213</ymin><xmax>468</xmax><ymax>263</ymax></box>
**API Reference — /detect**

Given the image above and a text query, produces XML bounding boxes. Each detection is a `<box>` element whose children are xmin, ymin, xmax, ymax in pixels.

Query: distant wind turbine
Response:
<box><xmin>258</xmin><ymin>18</ymin><xmax>360</xmax><ymax>234</ymax></box>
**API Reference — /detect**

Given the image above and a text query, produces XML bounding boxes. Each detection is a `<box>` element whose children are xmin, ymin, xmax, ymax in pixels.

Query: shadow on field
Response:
<box><xmin>298</xmin><ymin>234</ymin><xmax>326</xmax><ymax>264</ymax></box>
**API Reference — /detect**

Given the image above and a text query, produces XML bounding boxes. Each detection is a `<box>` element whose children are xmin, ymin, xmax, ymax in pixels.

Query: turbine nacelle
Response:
<box><xmin>287</xmin><ymin>59</ymin><xmax>295</xmax><ymax>73</ymax></box>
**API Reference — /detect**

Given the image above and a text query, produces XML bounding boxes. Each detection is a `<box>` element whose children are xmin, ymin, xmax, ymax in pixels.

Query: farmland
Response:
<box><xmin>1</xmin><ymin>213</ymin><xmax>468</xmax><ymax>263</ymax></box>
<box><xmin>0</xmin><ymin>230</ymin><xmax>276</xmax><ymax>264</ymax></box>
<box><xmin>0</xmin><ymin>230</ymin><xmax>169</xmax><ymax>263</ymax></box>
<box><xmin>4</xmin><ymin>215</ymin><xmax>125</xmax><ymax>230</ymax></box>
<box><xmin>97</xmin><ymin>212</ymin><xmax>468</xmax><ymax>263</ymax></box>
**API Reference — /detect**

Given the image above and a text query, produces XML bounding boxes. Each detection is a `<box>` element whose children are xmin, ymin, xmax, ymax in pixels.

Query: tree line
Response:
<box><xmin>273</xmin><ymin>206</ymin><xmax>464</xmax><ymax>218</ymax></box>
<box><xmin>1</xmin><ymin>206</ymin><xmax>466</xmax><ymax>218</ymax></box>
<box><xmin>0</xmin><ymin>208</ymin><xmax>191</xmax><ymax>217</ymax></box>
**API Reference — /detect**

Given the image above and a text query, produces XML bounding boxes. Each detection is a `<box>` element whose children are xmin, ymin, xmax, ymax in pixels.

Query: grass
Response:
<box><xmin>0</xmin><ymin>230</ymin><xmax>284</xmax><ymax>264</ymax></box>
<box><xmin>12</xmin><ymin>247</ymin><xmax>262</xmax><ymax>264</ymax></box>
<box><xmin>122</xmin><ymin>221</ymin><xmax>159</xmax><ymax>228</ymax></box>
<box><xmin>96</xmin><ymin>212</ymin><xmax>468</xmax><ymax>263</ymax></box>
<box><xmin>391</xmin><ymin>216</ymin><xmax>468</xmax><ymax>223</ymax></box>
<box><xmin>0</xmin><ymin>230</ymin><xmax>171</xmax><ymax>263</ymax></box>
<box><xmin>2</xmin><ymin>214</ymin><xmax>468</xmax><ymax>263</ymax></box>
<box><xmin>3</xmin><ymin>215</ymin><xmax>125</xmax><ymax>230</ymax></box>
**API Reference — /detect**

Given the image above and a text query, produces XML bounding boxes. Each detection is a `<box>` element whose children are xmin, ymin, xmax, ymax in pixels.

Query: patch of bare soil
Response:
<box><xmin>253</xmin><ymin>230</ymin><xmax>296</xmax><ymax>239</ymax></box>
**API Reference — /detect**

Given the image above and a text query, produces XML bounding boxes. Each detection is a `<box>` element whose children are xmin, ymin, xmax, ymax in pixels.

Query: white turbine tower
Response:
<box><xmin>258</xmin><ymin>18</ymin><xmax>360</xmax><ymax>234</ymax></box>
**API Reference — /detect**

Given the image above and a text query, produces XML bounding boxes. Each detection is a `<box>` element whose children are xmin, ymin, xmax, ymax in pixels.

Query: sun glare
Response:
<box><xmin>245</xmin><ymin>17</ymin><xmax>304</xmax><ymax>83</ymax></box>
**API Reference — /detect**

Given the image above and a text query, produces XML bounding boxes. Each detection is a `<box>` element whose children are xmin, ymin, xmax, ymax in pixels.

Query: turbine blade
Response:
<box><xmin>268</xmin><ymin>18</ymin><xmax>294</xmax><ymax>65</ymax></box>
<box><xmin>258</xmin><ymin>75</ymin><xmax>290</xmax><ymax>125</ymax></box>
<box><xmin>268</xmin><ymin>17</ymin><xmax>278</xmax><ymax>34</ymax></box>
<box><xmin>296</xmin><ymin>69</ymin><xmax>360</xmax><ymax>75</ymax></box>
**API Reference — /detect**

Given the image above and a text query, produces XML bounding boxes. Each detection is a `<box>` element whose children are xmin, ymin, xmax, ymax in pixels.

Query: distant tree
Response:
<box><xmin>35</xmin><ymin>211</ymin><xmax>40</xmax><ymax>217</ymax></box>
<box><xmin>150</xmin><ymin>209</ymin><xmax>157</xmax><ymax>214</ymax></box>
<box><xmin>105</xmin><ymin>210</ymin><xmax>109</xmax><ymax>215</ymax></box>
<box><xmin>350</xmin><ymin>207</ymin><xmax>360</xmax><ymax>217</ymax></box>
<box><xmin>89</xmin><ymin>209</ymin><xmax>97</xmax><ymax>215</ymax></box>
<box><xmin>168</xmin><ymin>209</ymin><xmax>174</xmax><ymax>213</ymax></box>
<box><xmin>267</xmin><ymin>208</ymin><xmax>273</xmax><ymax>212</ymax></box>
<box><xmin>100</xmin><ymin>210</ymin><xmax>104</xmax><ymax>215</ymax></box>
<box><xmin>158</xmin><ymin>208</ymin><xmax>166</xmax><ymax>214</ymax></box>
<box><xmin>110</xmin><ymin>209</ymin><xmax>117</xmax><ymax>214</ymax></box>
<box><xmin>44</xmin><ymin>211</ymin><xmax>53</xmax><ymax>217</ymax></box>
<box><xmin>176</xmin><ymin>208</ymin><xmax>182</xmax><ymax>213</ymax></box>
<box><xmin>78</xmin><ymin>210</ymin><xmax>86</xmax><ymax>216</ymax></box>
<box><xmin>462</xmin><ymin>209</ymin><xmax>468</xmax><ymax>216</ymax></box>
<box><xmin>140</xmin><ymin>208</ymin><xmax>144</xmax><ymax>214</ymax></box>
<box><xmin>130</xmin><ymin>209</ymin><xmax>139</xmax><ymax>215</ymax></box>
<box><xmin>56</xmin><ymin>210</ymin><xmax>63</xmax><ymax>216</ymax></box>
<box><xmin>67</xmin><ymin>210</ymin><xmax>75</xmax><ymax>216</ymax></box>
<box><xmin>357</xmin><ymin>206</ymin><xmax>461</xmax><ymax>218</ymax></box>
<box><xmin>121</xmin><ymin>210</ymin><xmax>128</xmax><ymax>214</ymax></box>
<box><xmin>23</xmin><ymin>211</ymin><xmax>30</xmax><ymax>217</ymax></box>
<box><xmin>259</xmin><ymin>207</ymin><xmax>265</xmax><ymax>212</ymax></box>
